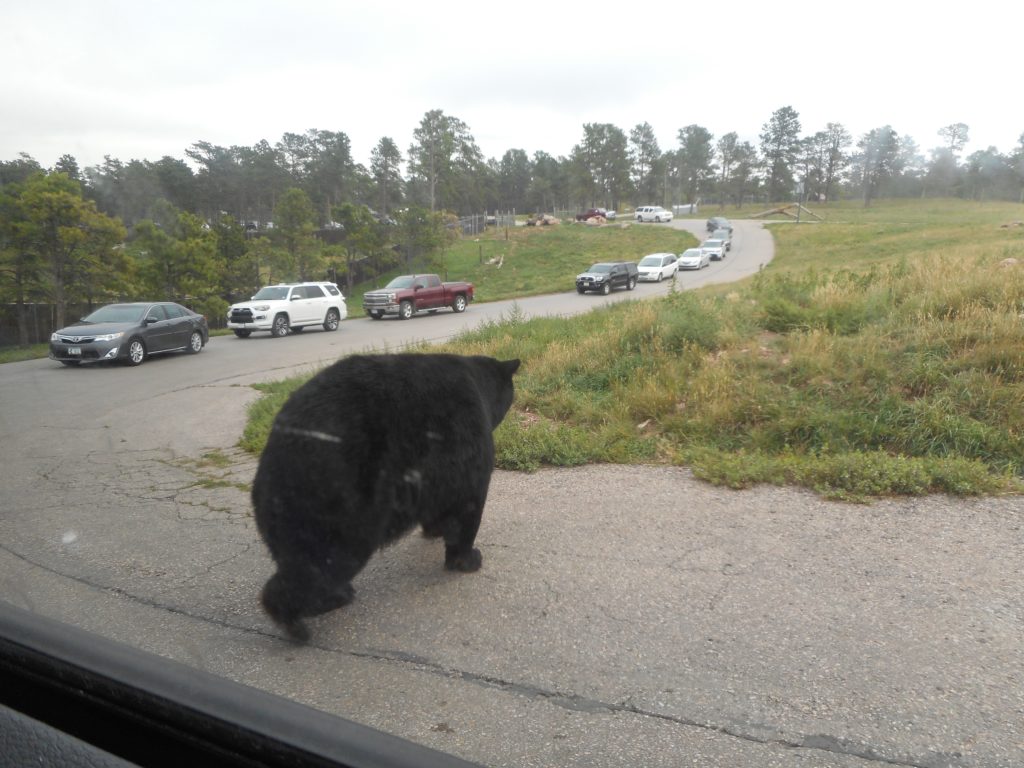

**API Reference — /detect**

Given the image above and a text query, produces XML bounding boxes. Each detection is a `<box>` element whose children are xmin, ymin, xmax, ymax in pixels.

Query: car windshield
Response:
<box><xmin>80</xmin><ymin>304</ymin><xmax>147</xmax><ymax>324</ymax></box>
<box><xmin>252</xmin><ymin>286</ymin><xmax>291</xmax><ymax>300</ymax></box>
<box><xmin>9</xmin><ymin>18</ymin><xmax>1018</xmax><ymax>768</ymax></box>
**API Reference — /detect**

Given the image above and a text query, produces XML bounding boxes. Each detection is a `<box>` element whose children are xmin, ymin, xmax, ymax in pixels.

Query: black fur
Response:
<box><xmin>253</xmin><ymin>353</ymin><xmax>520</xmax><ymax>641</ymax></box>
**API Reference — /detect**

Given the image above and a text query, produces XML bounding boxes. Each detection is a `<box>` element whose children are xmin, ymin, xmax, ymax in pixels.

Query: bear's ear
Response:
<box><xmin>501</xmin><ymin>358</ymin><xmax>521</xmax><ymax>376</ymax></box>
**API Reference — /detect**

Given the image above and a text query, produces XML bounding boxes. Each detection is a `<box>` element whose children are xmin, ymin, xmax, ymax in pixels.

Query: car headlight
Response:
<box><xmin>50</xmin><ymin>332</ymin><xmax>60</xmax><ymax>342</ymax></box>
<box><xmin>253</xmin><ymin>304</ymin><xmax>270</xmax><ymax>311</ymax></box>
<box><xmin>93</xmin><ymin>332</ymin><xmax>124</xmax><ymax>342</ymax></box>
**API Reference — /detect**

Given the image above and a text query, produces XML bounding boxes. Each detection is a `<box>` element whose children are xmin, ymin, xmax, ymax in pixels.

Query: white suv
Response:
<box><xmin>635</xmin><ymin>206</ymin><xmax>673</xmax><ymax>223</ymax></box>
<box><xmin>226</xmin><ymin>282</ymin><xmax>347</xmax><ymax>338</ymax></box>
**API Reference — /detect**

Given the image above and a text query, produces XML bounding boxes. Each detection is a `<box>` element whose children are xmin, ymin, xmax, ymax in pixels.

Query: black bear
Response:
<box><xmin>253</xmin><ymin>352</ymin><xmax>521</xmax><ymax>641</ymax></box>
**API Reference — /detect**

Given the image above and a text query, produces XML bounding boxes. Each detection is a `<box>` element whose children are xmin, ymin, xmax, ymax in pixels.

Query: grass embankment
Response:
<box><xmin>248</xmin><ymin>199</ymin><xmax>1024</xmax><ymax>499</ymax></box>
<box><xmin>0</xmin><ymin>343</ymin><xmax>49</xmax><ymax>364</ymax></box>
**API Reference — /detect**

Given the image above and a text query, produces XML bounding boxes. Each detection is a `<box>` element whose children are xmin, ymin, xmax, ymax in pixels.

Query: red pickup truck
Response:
<box><xmin>363</xmin><ymin>274</ymin><xmax>474</xmax><ymax>320</ymax></box>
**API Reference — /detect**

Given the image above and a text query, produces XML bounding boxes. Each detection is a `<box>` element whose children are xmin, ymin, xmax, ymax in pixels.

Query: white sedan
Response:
<box><xmin>678</xmin><ymin>247</ymin><xmax>710</xmax><ymax>270</ymax></box>
<box><xmin>637</xmin><ymin>253</ymin><xmax>679</xmax><ymax>282</ymax></box>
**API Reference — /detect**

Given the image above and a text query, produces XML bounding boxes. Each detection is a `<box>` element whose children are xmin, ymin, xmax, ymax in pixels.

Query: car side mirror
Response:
<box><xmin>290</xmin><ymin>295</ymin><xmax>301</xmax><ymax>301</ymax></box>
<box><xmin>145</xmin><ymin>316</ymin><xmax>159</xmax><ymax>324</ymax></box>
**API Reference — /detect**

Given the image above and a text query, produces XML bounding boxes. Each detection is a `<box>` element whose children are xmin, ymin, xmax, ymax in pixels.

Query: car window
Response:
<box><xmin>81</xmin><ymin>304</ymin><xmax>147</xmax><ymax>324</ymax></box>
<box><xmin>325</xmin><ymin>284</ymin><xmax>341</xmax><ymax>296</ymax></box>
<box><xmin>253</xmin><ymin>286</ymin><xmax>290</xmax><ymax>300</ymax></box>
<box><xmin>146</xmin><ymin>305</ymin><xmax>168</xmax><ymax>322</ymax></box>
<box><xmin>425</xmin><ymin>275</ymin><xmax>441</xmax><ymax>288</ymax></box>
<box><xmin>163</xmin><ymin>303</ymin><xmax>185</xmax><ymax>318</ymax></box>
<box><xmin>304</xmin><ymin>284</ymin><xmax>326</xmax><ymax>298</ymax></box>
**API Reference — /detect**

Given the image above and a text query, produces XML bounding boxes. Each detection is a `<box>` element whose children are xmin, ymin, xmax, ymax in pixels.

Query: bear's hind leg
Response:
<box><xmin>261</xmin><ymin>567</ymin><xmax>316</xmax><ymax>642</ymax></box>
<box><xmin>442</xmin><ymin>501</ymin><xmax>484</xmax><ymax>572</ymax></box>
<box><xmin>261</xmin><ymin>547</ymin><xmax>367</xmax><ymax>642</ymax></box>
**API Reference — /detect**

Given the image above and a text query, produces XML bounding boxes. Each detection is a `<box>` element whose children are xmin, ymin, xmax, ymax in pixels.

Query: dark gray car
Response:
<box><xmin>49</xmin><ymin>302</ymin><xmax>209</xmax><ymax>367</ymax></box>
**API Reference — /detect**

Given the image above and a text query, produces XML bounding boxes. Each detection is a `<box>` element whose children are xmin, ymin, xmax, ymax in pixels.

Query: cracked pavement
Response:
<box><xmin>2</xmin><ymin>227</ymin><xmax>1022</xmax><ymax>766</ymax></box>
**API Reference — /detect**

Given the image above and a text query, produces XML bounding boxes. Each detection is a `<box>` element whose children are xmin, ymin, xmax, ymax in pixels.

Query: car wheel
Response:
<box><xmin>654</xmin><ymin>216</ymin><xmax>661</xmax><ymax>223</ymax></box>
<box><xmin>399</xmin><ymin>300</ymin><xmax>414</xmax><ymax>320</ymax></box>
<box><xmin>233</xmin><ymin>329</ymin><xmax>252</xmax><ymax>338</ymax></box>
<box><xmin>452</xmin><ymin>294</ymin><xmax>467</xmax><ymax>313</ymax></box>
<box><xmin>125</xmin><ymin>338</ymin><xmax>146</xmax><ymax>366</ymax></box>
<box><xmin>323</xmin><ymin>308</ymin><xmax>340</xmax><ymax>331</ymax></box>
<box><xmin>577</xmin><ymin>287</ymin><xmax>586</xmax><ymax>294</ymax></box>
<box><xmin>601</xmin><ymin>282</ymin><xmax>611</xmax><ymax>295</ymax></box>
<box><xmin>369</xmin><ymin>310</ymin><xmax>384</xmax><ymax>320</ymax></box>
<box><xmin>271</xmin><ymin>314</ymin><xmax>290</xmax><ymax>337</ymax></box>
<box><xmin>186</xmin><ymin>330</ymin><xmax>203</xmax><ymax>353</ymax></box>
<box><xmin>628</xmin><ymin>277</ymin><xmax>637</xmax><ymax>290</ymax></box>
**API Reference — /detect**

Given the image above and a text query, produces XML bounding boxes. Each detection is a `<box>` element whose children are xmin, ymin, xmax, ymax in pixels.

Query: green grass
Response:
<box><xmin>240</xmin><ymin>198</ymin><xmax>1024</xmax><ymax>500</ymax></box>
<box><xmin>0</xmin><ymin>343</ymin><xmax>49</xmax><ymax>364</ymax></box>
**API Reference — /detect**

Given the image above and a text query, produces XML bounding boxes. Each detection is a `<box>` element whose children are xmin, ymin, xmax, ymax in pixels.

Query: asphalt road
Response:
<box><xmin>1</xmin><ymin>219</ymin><xmax>1021</xmax><ymax>768</ymax></box>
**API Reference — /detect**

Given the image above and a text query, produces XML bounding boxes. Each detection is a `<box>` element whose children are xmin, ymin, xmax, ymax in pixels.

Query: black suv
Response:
<box><xmin>706</xmin><ymin>216</ymin><xmax>733</xmax><ymax>234</ymax></box>
<box><xmin>576</xmin><ymin>262</ymin><xmax>639</xmax><ymax>295</ymax></box>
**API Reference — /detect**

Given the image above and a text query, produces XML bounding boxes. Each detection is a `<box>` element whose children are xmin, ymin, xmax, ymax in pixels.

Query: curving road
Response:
<box><xmin>2</xmin><ymin>221</ymin><xmax>1020</xmax><ymax>768</ymax></box>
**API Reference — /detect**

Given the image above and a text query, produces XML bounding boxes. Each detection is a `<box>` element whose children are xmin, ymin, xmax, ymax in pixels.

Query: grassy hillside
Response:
<box><xmin>246</xmin><ymin>199</ymin><xmax>1024</xmax><ymax>499</ymax></box>
<box><xmin>348</xmin><ymin>220</ymin><xmax>697</xmax><ymax>313</ymax></box>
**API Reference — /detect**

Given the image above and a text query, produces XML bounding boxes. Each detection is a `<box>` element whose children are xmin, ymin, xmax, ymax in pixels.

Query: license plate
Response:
<box><xmin>68</xmin><ymin>347</ymin><xmax>82</xmax><ymax>355</ymax></box>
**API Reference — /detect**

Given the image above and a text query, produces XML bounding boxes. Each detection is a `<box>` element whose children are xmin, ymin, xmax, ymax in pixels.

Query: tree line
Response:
<box><xmin>2</xmin><ymin>105</ymin><xmax>1023</xmax><ymax>345</ymax></box>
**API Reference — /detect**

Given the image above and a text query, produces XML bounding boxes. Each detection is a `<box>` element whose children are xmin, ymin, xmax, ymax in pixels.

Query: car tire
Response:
<box><xmin>186</xmin><ymin>330</ymin><xmax>203</xmax><ymax>353</ymax></box>
<box><xmin>601</xmin><ymin>282</ymin><xmax>611</xmax><ymax>296</ymax></box>
<box><xmin>323</xmin><ymin>308</ymin><xmax>340</xmax><ymax>331</ymax></box>
<box><xmin>125</xmin><ymin>338</ymin><xmax>146</xmax><ymax>366</ymax></box>
<box><xmin>399</xmin><ymin>300</ymin><xmax>414</xmax><ymax>320</ymax></box>
<box><xmin>233</xmin><ymin>329</ymin><xmax>251</xmax><ymax>338</ymax></box>
<box><xmin>452</xmin><ymin>294</ymin><xmax>467</xmax><ymax>313</ymax></box>
<box><xmin>577</xmin><ymin>287</ymin><xmax>586</xmax><ymax>294</ymax></box>
<box><xmin>628</xmin><ymin>277</ymin><xmax>637</xmax><ymax>290</ymax></box>
<box><xmin>654</xmin><ymin>216</ymin><xmax>661</xmax><ymax>223</ymax></box>
<box><xmin>271</xmin><ymin>314</ymin><xmax>290</xmax><ymax>337</ymax></box>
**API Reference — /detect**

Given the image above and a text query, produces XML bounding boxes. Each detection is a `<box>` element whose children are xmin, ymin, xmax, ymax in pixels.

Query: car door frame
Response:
<box><xmin>160</xmin><ymin>303</ymin><xmax>192</xmax><ymax>349</ymax></box>
<box><xmin>142</xmin><ymin>304</ymin><xmax>173</xmax><ymax>352</ymax></box>
<box><xmin>288</xmin><ymin>286</ymin><xmax>317</xmax><ymax>324</ymax></box>
<box><xmin>413</xmin><ymin>275</ymin><xmax>445</xmax><ymax>310</ymax></box>
<box><xmin>609</xmin><ymin>264</ymin><xmax>626</xmax><ymax>290</ymax></box>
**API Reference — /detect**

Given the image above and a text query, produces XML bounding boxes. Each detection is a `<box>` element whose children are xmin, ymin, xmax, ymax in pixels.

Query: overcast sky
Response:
<box><xmin>3</xmin><ymin>0</ymin><xmax>1021</xmax><ymax>174</ymax></box>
